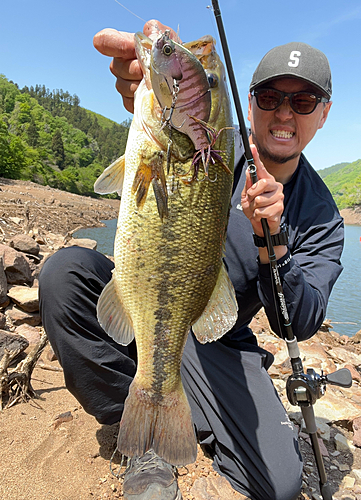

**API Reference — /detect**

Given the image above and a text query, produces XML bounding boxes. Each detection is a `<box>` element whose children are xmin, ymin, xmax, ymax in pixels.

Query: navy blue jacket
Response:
<box><xmin>223</xmin><ymin>133</ymin><xmax>344</xmax><ymax>345</ymax></box>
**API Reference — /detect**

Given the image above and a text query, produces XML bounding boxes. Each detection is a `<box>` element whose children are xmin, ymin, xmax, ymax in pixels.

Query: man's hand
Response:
<box><xmin>241</xmin><ymin>144</ymin><xmax>284</xmax><ymax>237</ymax></box>
<box><xmin>93</xmin><ymin>20</ymin><xmax>177</xmax><ymax>113</ymax></box>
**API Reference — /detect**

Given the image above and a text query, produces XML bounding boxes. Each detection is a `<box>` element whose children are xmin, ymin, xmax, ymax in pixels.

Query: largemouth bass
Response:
<box><xmin>94</xmin><ymin>28</ymin><xmax>237</xmax><ymax>466</ymax></box>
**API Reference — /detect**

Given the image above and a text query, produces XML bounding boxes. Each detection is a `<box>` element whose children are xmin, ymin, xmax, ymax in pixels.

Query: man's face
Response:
<box><xmin>248</xmin><ymin>77</ymin><xmax>332</xmax><ymax>165</ymax></box>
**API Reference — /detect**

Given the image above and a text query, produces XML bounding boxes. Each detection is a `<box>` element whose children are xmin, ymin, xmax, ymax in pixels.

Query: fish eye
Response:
<box><xmin>207</xmin><ymin>73</ymin><xmax>218</xmax><ymax>88</ymax></box>
<box><xmin>162</xmin><ymin>44</ymin><xmax>174</xmax><ymax>56</ymax></box>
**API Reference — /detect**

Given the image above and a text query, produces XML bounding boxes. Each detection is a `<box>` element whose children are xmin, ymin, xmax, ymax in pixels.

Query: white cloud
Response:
<box><xmin>305</xmin><ymin>6</ymin><xmax>361</xmax><ymax>43</ymax></box>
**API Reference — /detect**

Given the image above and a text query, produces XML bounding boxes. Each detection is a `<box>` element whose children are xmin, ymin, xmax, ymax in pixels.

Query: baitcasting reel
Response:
<box><xmin>286</xmin><ymin>366</ymin><xmax>352</xmax><ymax>407</ymax></box>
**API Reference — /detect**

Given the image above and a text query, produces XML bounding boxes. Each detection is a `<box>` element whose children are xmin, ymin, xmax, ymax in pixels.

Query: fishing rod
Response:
<box><xmin>210</xmin><ymin>2</ymin><xmax>352</xmax><ymax>499</ymax></box>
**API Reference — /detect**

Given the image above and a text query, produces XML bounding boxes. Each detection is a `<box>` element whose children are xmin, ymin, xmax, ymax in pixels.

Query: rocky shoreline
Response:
<box><xmin>0</xmin><ymin>177</ymin><xmax>120</xmax><ymax>242</ymax></box>
<box><xmin>1</xmin><ymin>178</ymin><xmax>361</xmax><ymax>500</ymax></box>
<box><xmin>341</xmin><ymin>207</ymin><xmax>361</xmax><ymax>226</ymax></box>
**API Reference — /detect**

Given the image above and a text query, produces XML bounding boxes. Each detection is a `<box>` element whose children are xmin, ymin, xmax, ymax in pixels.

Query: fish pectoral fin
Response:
<box><xmin>132</xmin><ymin>153</ymin><xmax>168</xmax><ymax>219</ymax></box>
<box><xmin>192</xmin><ymin>262</ymin><xmax>238</xmax><ymax>344</ymax></box>
<box><xmin>96</xmin><ymin>275</ymin><xmax>135</xmax><ymax>346</ymax></box>
<box><xmin>94</xmin><ymin>155</ymin><xmax>125</xmax><ymax>195</ymax></box>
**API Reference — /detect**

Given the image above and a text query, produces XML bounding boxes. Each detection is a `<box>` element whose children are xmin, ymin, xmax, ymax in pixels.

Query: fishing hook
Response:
<box><xmin>160</xmin><ymin>81</ymin><xmax>185</xmax><ymax>131</ymax></box>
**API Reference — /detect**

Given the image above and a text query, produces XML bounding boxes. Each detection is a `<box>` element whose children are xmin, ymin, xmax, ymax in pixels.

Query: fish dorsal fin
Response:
<box><xmin>192</xmin><ymin>262</ymin><xmax>238</xmax><ymax>344</ymax></box>
<box><xmin>94</xmin><ymin>155</ymin><xmax>125</xmax><ymax>195</ymax></box>
<box><xmin>97</xmin><ymin>275</ymin><xmax>135</xmax><ymax>346</ymax></box>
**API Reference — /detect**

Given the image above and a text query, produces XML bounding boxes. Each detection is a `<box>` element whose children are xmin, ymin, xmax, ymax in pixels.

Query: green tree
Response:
<box><xmin>51</xmin><ymin>128</ymin><xmax>65</xmax><ymax>169</ymax></box>
<box><xmin>0</xmin><ymin>120</ymin><xmax>26</xmax><ymax>178</ymax></box>
<box><xmin>27</xmin><ymin>119</ymin><xmax>39</xmax><ymax>147</ymax></box>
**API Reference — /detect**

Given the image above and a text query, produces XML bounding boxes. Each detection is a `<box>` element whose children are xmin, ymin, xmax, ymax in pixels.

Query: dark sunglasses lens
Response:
<box><xmin>291</xmin><ymin>93</ymin><xmax>318</xmax><ymax>114</ymax></box>
<box><xmin>256</xmin><ymin>89</ymin><xmax>282</xmax><ymax>110</ymax></box>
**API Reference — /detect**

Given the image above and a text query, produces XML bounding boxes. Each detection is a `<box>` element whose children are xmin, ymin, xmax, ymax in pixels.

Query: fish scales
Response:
<box><xmin>94</xmin><ymin>29</ymin><xmax>238</xmax><ymax>466</ymax></box>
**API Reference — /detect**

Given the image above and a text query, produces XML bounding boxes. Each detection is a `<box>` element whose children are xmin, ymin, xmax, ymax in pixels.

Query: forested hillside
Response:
<box><xmin>2</xmin><ymin>73</ymin><xmax>361</xmax><ymax>209</ymax></box>
<box><xmin>0</xmin><ymin>75</ymin><xmax>129</xmax><ymax>196</ymax></box>
<box><xmin>322</xmin><ymin>159</ymin><xmax>361</xmax><ymax>209</ymax></box>
<box><xmin>317</xmin><ymin>162</ymin><xmax>350</xmax><ymax>179</ymax></box>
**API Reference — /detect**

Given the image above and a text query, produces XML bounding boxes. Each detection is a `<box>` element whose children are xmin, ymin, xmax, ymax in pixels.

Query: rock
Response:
<box><xmin>334</xmin><ymin>433</ymin><xmax>356</xmax><ymax>452</ymax></box>
<box><xmin>352</xmin><ymin>416</ymin><xmax>361</xmax><ymax>447</ymax></box>
<box><xmin>297</xmin><ymin>418</ymin><xmax>331</xmax><ymax>442</ymax></box>
<box><xmin>9</xmin><ymin>216</ymin><xmax>22</xmax><ymax>225</ymax></box>
<box><xmin>263</xmin><ymin>341</ymin><xmax>278</xmax><ymax>356</ymax></box>
<box><xmin>0</xmin><ymin>312</ymin><xmax>5</xmax><ymax>329</ymax></box>
<box><xmin>0</xmin><ymin>295</ymin><xmax>10</xmax><ymax>309</ymax></box>
<box><xmin>271</xmin><ymin>346</ymin><xmax>289</xmax><ymax>367</ymax></box>
<box><xmin>299</xmin><ymin>433</ymin><xmax>329</xmax><ymax>456</ymax></box>
<box><xmin>52</xmin><ymin>411</ymin><xmax>73</xmax><ymax>430</ymax></box>
<box><xmin>301</xmin><ymin>386</ymin><xmax>361</xmax><ymax>424</ymax></box>
<box><xmin>0</xmin><ymin>329</ymin><xmax>29</xmax><ymax>358</ymax></box>
<box><xmin>271</xmin><ymin>340</ymin><xmax>337</xmax><ymax>376</ymax></box>
<box><xmin>352</xmin><ymin>469</ymin><xmax>361</xmax><ymax>481</ymax></box>
<box><xmin>5</xmin><ymin>305</ymin><xmax>41</xmax><ymax>327</ymax></box>
<box><xmin>298</xmin><ymin>342</ymin><xmax>337</xmax><ymax>373</ymax></box>
<box><xmin>316</xmin><ymin>419</ymin><xmax>331</xmax><ymax>442</ymax></box>
<box><xmin>328</xmin><ymin>346</ymin><xmax>361</xmax><ymax>367</ymax></box>
<box><xmin>344</xmin><ymin>363</ymin><xmax>361</xmax><ymax>383</ymax></box>
<box><xmin>0</xmin><ymin>256</ymin><xmax>7</xmax><ymax>302</ymax></box>
<box><xmin>0</xmin><ymin>244</ymin><xmax>32</xmax><ymax>285</ymax></box>
<box><xmin>190</xmin><ymin>475</ymin><xmax>247</xmax><ymax>499</ymax></box>
<box><xmin>14</xmin><ymin>324</ymin><xmax>41</xmax><ymax>345</ymax></box>
<box><xmin>351</xmin><ymin>330</ymin><xmax>361</xmax><ymax>344</ymax></box>
<box><xmin>341</xmin><ymin>475</ymin><xmax>356</xmax><ymax>489</ymax></box>
<box><xmin>9</xmin><ymin>234</ymin><xmax>40</xmax><ymax>256</ymax></box>
<box><xmin>7</xmin><ymin>285</ymin><xmax>39</xmax><ymax>312</ymax></box>
<box><xmin>47</xmin><ymin>346</ymin><xmax>57</xmax><ymax>362</ymax></box>
<box><xmin>44</xmin><ymin>233</ymin><xmax>66</xmax><ymax>251</ymax></box>
<box><xmin>67</xmin><ymin>238</ymin><xmax>97</xmax><ymax>250</ymax></box>
<box><xmin>311</xmin><ymin>494</ymin><xmax>322</xmax><ymax>500</ymax></box>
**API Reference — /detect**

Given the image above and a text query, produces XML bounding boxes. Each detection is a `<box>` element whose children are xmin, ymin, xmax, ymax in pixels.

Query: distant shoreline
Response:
<box><xmin>340</xmin><ymin>207</ymin><xmax>361</xmax><ymax>226</ymax></box>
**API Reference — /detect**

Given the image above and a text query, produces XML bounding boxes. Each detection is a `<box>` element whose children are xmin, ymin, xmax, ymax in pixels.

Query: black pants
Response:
<box><xmin>39</xmin><ymin>246</ymin><xmax>302</xmax><ymax>500</ymax></box>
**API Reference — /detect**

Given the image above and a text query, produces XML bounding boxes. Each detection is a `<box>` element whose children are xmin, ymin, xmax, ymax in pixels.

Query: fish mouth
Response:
<box><xmin>135</xmin><ymin>32</ymin><xmax>153</xmax><ymax>73</ymax></box>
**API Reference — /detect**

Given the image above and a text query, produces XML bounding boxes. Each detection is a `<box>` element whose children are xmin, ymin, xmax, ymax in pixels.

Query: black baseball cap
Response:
<box><xmin>249</xmin><ymin>42</ymin><xmax>332</xmax><ymax>99</ymax></box>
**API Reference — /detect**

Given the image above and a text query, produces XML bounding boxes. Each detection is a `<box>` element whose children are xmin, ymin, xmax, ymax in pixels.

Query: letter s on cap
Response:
<box><xmin>288</xmin><ymin>50</ymin><xmax>301</xmax><ymax>68</ymax></box>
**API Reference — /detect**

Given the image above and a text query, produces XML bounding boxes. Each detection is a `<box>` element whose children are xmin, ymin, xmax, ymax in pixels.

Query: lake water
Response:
<box><xmin>326</xmin><ymin>224</ymin><xmax>361</xmax><ymax>337</ymax></box>
<box><xmin>74</xmin><ymin>222</ymin><xmax>361</xmax><ymax>337</ymax></box>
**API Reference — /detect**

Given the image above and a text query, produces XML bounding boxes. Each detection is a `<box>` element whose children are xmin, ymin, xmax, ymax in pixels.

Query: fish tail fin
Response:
<box><xmin>117</xmin><ymin>379</ymin><xmax>197</xmax><ymax>466</ymax></box>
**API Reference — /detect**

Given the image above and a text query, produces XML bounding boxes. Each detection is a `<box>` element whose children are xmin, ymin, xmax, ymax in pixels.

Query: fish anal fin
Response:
<box><xmin>94</xmin><ymin>155</ymin><xmax>125</xmax><ymax>195</ymax></box>
<box><xmin>192</xmin><ymin>262</ymin><xmax>238</xmax><ymax>344</ymax></box>
<box><xmin>132</xmin><ymin>151</ymin><xmax>168</xmax><ymax>219</ymax></box>
<box><xmin>96</xmin><ymin>275</ymin><xmax>134</xmax><ymax>346</ymax></box>
<box><xmin>117</xmin><ymin>379</ymin><xmax>197</xmax><ymax>466</ymax></box>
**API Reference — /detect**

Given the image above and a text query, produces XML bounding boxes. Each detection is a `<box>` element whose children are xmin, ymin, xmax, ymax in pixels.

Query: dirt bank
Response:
<box><xmin>0</xmin><ymin>178</ymin><xmax>119</xmax><ymax>242</ymax></box>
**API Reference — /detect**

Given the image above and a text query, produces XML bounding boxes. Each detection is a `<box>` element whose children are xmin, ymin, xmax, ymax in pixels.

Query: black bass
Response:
<box><xmin>94</xmin><ymin>28</ymin><xmax>237</xmax><ymax>466</ymax></box>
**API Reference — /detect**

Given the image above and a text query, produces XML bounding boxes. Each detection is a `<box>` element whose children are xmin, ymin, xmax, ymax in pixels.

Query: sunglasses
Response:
<box><xmin>252</xmin><ymin>88</ymin><xmax>329</xmax><ymax>115</ymax></box>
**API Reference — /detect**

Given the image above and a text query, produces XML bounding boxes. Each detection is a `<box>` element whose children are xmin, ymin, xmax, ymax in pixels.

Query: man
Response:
<box><xmin>39</xmin><ymin>20</ymin><xmax>343</xmax><ymax>500</ymax></box>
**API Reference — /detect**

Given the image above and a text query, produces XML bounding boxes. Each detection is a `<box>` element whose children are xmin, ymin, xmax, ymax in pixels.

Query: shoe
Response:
<box><xmin>122</xmin><ymin>449</ymin><xmax>182</xmax><ymax>499</ymax></box>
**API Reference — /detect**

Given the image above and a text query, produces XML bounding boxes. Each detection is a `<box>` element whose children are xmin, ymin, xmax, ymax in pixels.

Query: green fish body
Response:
<box><xmin>94</xmin><ymin>30</ymin><xmax>237</xmax><ymax>466</ymax></box>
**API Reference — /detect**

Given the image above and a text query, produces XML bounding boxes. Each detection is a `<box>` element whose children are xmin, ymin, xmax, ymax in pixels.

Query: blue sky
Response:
<box><xmin>1</xmin><ymin>0</ymin><xmax>360</xmax><ymax>170</ymax></box>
